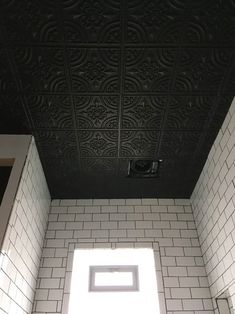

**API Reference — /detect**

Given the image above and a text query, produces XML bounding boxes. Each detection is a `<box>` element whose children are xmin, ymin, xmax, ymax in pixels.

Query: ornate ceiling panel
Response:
<box><xmin>0</xmin><ymin>0</ymin><xmax>234</xmax><ymax>198</ymax></box>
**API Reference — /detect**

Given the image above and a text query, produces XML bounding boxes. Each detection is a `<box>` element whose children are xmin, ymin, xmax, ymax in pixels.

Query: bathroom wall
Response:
<box><xmin>191</xmin><ymin>97</ymin><xmax>235</xmax><ymax>313</ymax></box>
<box><xmin>0</xmin><ymin>138</ymin><xmax>51</xmax><ymax>314</ymax></box>
<box><xmin>33</xmin><ymin>198</ymin><xmax>213</xmax><ymax>314</ymax></box>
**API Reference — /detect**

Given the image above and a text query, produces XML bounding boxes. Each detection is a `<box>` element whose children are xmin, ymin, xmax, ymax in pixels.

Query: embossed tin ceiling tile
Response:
<box><xmin>126</xmin><ymin>14</ymin><xmax>179</xmax><ymax>44</ymax></box>
<box><xmin>63</xmin><ymin>14</ymin><xmax>121</xmax><ymax>43</ymax></box>
<box><xmin>224</xmin><ymin>66</ymin><xmax>235</xmax><ymax>92</ymax></box>
<box><xmin>68</xmin><ymin>48</ymin><xmax>120</xmax><ymax>92</ymax></box>
<box><xmin>0</xmin><ymin>49</ymin><xmax>18</xmax><ymax>92</ymax></box>
<box><xmin>159</xmin><ymin>158</ymin><xmax>189</xmax><ymax>178</ymax></box>
<box><xmin>165</xmin><ymin>95</ymin><xmax>216</xmax><ymax>130</ymax></box>
<box><xmin>61</xmin><ymin>0</ymin><xmax>121</xmax><ymax>14</ymax></box>
<box><xmin>122</xmin><ymin>95</ymin><xmax>166</xmax><ymax>129</ymax></box>
<box><xmin>78</xmin><ymin>130</ymin><xmax>118</xmax><ymax>157</ymax></box>
<box><xmin>0</xmin><ymin>0</ymin><xmax>57</xmax><ymax>12</ymax></box>
<box><xmin>120</xmin><ymin>130</ymin><xmax>159</xmax><ymax>157</ymax></box>
<box><xmin>13</xmin><ymin>47</ymin><xmax>68</xmax><ymax>92</ymax></box>
<box><xmin>126</xmin><ymin>0</ymin><xmax>218</xmax><ymax>13</ymax></box>
<box><xmin>174</xmin><ymin>48</ymin><xmax>232</xmax><ymax>92</ymax></box>
<box><xmin>25</xmin><ymin>95</ymin><xmax>74</xmax><ymax>129</ymax></box>
<box><xmin>0</xmin><ymin>95</ymin><xmax>30</xmax><ymax>133</ymax></box>
<box><xmin>126</xmin><ymin>14</ymin><xmax>218</xmax><ymax>44</ymax></box>
<box><xmin>208</xmin><ymin>95</ymin><xmax>235</xmax><ymax>129</ymax></box>
<box><xmin>0</xmin><ymin>0</ymin><xmax>234</xmax><ymax>198</ymax></box>
<box><xmin>74</xmin><ymin>95</ymin><xmax>119</xmax><ymax>129</ymax></box>
<box><xmin>34</xmin><ymin>130</ymin><xmax>78</xmax><ymax>160</ymax></box>
<box><xmin>42</xmin><ymin>157</ymin><xmax>81</xmax><ymax>188</ymax></box>
<box><xmin>80</xmin><ymin>158</ymin><xmax>118</xmax><ymax>176</ymax></box>
<box><xmin>3</xmin><ymin>11</ymin><xmax>61</xmax><ymax>43</ymax></box>
<box><xmin>124</xmin><ymin>48</ymin><xmax>177</xmax><ymax>92</ymax></box>
<box><xmin>159</xmin><ymin>131</ymin><xmax>202</xmax><ymax>159</ymax></box>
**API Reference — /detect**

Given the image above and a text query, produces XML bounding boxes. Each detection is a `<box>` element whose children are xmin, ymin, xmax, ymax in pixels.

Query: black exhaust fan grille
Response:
<box><xmin>127</xmin><ymin>159</ymin><xmax>162</xmax><ymax>178</ymax></box>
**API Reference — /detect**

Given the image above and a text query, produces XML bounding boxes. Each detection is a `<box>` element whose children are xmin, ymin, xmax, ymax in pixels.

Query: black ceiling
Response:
<box><xmin>0</xmin><ymin>0</ymin><xmax>234</xmax><ymax>199</ymax></box>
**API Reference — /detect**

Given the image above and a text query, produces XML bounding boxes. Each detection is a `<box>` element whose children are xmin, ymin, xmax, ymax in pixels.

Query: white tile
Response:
<box><xmin>83</xmin><ymin>222</ymin><xmax>100</xmax><ymax>229</ymax></box>
<box><xmin>163</xmin><ymin>229</ymin><xmax>180</xmax><ymax>238</ymax></box>
<box><xmin>191</xmin><ymin>288</ymin><xmax>211</xmax><ymax>298</ymax></box>
<box><xmin>40</xmin><ymin>278</ymin><xmax>60</xmax><ymax>289</ymax></box>
<box><xmin>68</xmin><ymin>206</ymin><xmax>84</xmax><ymax>213</ymax></box>
<box><xmin>93</xmin><ymin>199</ymin><xmax>109</xmax><ymax>205</ymax></box>
<box><xmin>171</xmin><ymin>287</ymin><xmax>191</xmax><ymax>298</ymax></box>
<box><xmin>51</xmin><ymin>199</ymin><xmax>60</xmax><ymax>206</ymax></box>
<box><xmin>179</xmin><ymin>277</ymin><xmax>199</xmax><ymax>287</ymax></box>
<box><xmin>166</xmin><ymin>299</ymin><xmax>183</xmax><ymax>311</ymax></box>
<box><xmin>187</xmin><ymin>267</ymin><xmax>206</xmax><ymax>276</ymax></box>
<box><xmin>143</xmin><ymin>213</ymin><xmax>160</xmax><ymax>220</ymax></box>
<box><xmin>151</xmin><ymin>205</ymin><xmax>167</xmax><ymax>212</ymax></box>
<box><xmin>183</xmin><ymin>299</ymin><xmax>203</xmax><ymax>310</ymax></box>
<box><xmin>110</xmin><ymin>229</ymin><xmax>127</xmax><ymax>237</ymax></box>
<box><xmin>74</xmin><ymin>230</ymin><xmax>91</xmax><ymax>238</ymax></box>
<box><xmin>159</xmin><ymin>199</ymin><xmax>175</xmax><ymax>205</ymax></box>
<box><xmin>48</xmin><ymin>289</ymin><xmax>63</xmax><ymax>300</ymax></box>
<box><xmin>141</xmin><ymin>198</ymin><xmax>158</xmax><ymax>205</ymax></box>
<box><xmin>101</xmin><ymin>221</ymin><xmax>117</xmax><ymax>229</ymax></box>
<box><xmin>145</xmin><ymin>229</ymin><xmax>162</xmax><ymax>237</ymax></box>
<box><xmin>66</xmin><ymin>222</ymin><xmax>83</xmax><ymax>230</ymax></box>
<box><xmin>168</xmin><ymin>267</ymin><xmax>187</xmax><ymax>277</ymax></box>
<box><xmin>127</xmin><ymin>229</ymin><xmax>144</xmax><ymax>237</ymax></box>
<box><xmin>101</xmin><ymin>206</ymin><xmax>117</xmax><ymax>212</ymax></box>
<box><xmin>52</xmin><ymin>268</ymin><xmax>66</xmax><ymax>278</ymax></box>
<box><xmin>136</xmin><ymin>221</ymin><xmax>152</xmax><ymax>229</ymax></box>
<box><xmin>184</xmin><ymin>247</ymin><xmax>202</xmax><ymax>256</ymax></box>
<box><xmin>119</xmin><ymin>221</ymin><xmax>135</xmax><ymax>229</ymax></box>
<box><xmin>161</xmin><ymin>257</ymin><xmax>176</xmax><ymax>266</ymax></box>
<box><xmin>134</xmin><ymin>205</ymin><xmax>151</xmax><ymax>212</ymax></box>
<box><xmin>109</xmin><ymin>199</ymin><xmax>125</xmax><ymax>205</ymax></box>
<box><xmin>85</xmin><ymin>206</ymin><xmax>101</xmax><ymax>213</ymax></box>
<box><xmin>118</xmin><ymin>206</ymin><xmax>134</xmax><ymax>213</ymax></box>
<box><xmin>75</xmin><ymin>213</ymin><xmax>92</xmax><ymax>221</ymax></box>
<box><xmin>178</xmin><ymin>213</ymin><xmax>194</xmax><ymax>221</ymax></box>
<box><xmin>176</xmin><ymin>257</ymin><xmax>196</xmax><ymax>266</ymax></box>
<box><xmin>48</xmin><ymin>222</ymin><xmax>66</xmax><ymax>230</ymax></box>
<box><xmin>153</xmin><ymin>221</ymin><xmax>170</xmax><ymax>229</ymax></box>
<box><xmin>93</xmin><ymin>213</ymin><xmax>109</xmax><ymax>221</ymax></box>
<box><xmin>91</xmin><ymin>230</ymin><xmax>109</xmax><ymax>238</ymax></box>
<box><xmin>168</xmin><ymin>205</ymin><xmax>185</xmax><ymax>213</ymax></box>
<box><xmin>43</xmin><ymin>258</ymin><xmax>63</xmax><ymax>267</ymax></box>
<box><xmin>58</xmin><ymin>214</ymin><xmax>75</xmax><ymax>221</ymax></box>
<box><xmin>60</xmin><ymin>199</ymin><xmax>76</xmax><ymax>206</ymax></box>
<box><xmin>51</xmin><ymin>206</ymin><xmax>68</xmax><ymax>214</ymax></box>
<box><xmin>165</xmin><ymin>247</ymin><xmax>184</xmax><ymax>256</ymax></box>
<box><xmin>38</xmin><ymin>268</ymin><xmax>52</xmax><ymax>278</ymax></box>
<box><xmin>126</xmin><ymin>213</ymin><xmax>143</xmax><ymax>220</ymax></box>
<box><xmin>36</xmin><ymin>300</ymin><xmax>57</xmax><ymax>312</ymax></box>
<box><xmin>125</xmin><ymin>199</ymin><xmax>142</xmax><ymax>205</ymax></box>
<box><xmin>55</xmin><ymin>248</ymin><xmax>68</xmax><ymax>257</ymax></box>
<box><xmin>46</xmin><ymin>239</ymin><xmax>65</xmax><ymax>247</ymax></box>
<box><xmin>76</xmin><ymin>199</ymin><xmax>93</xmax><ymax>205</ymax></box>
<box><xmin>34</xmin><ymin>289</ymin><xmax>48</xmax><ymax>300</ymax></box>
<box><xmin>164</xmin><ymin>277</ymin><xmax>179</xmax><ymax>287</ymax></box>
<box><xmin>110</xmin><ymin>213</ymin><xmax>126</xmax><ymax>220</ymax></box>
<box><xmin>160</xmin><ymin>213</ymin><xmax>177</xmax><ymax>221</ymax></box>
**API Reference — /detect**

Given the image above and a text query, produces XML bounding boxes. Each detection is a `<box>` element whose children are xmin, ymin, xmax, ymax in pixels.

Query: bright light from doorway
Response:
<box><xmin>68</xmin><ymin>248</ymin><xmax>160</xmax><ymax>314</ymax></box>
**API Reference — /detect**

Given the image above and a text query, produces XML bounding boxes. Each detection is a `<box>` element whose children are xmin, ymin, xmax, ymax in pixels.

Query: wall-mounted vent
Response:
<box><xmin>127</xmin><ymin>159</ymin><xmax>162</xmax><ymax>178</ymax></box>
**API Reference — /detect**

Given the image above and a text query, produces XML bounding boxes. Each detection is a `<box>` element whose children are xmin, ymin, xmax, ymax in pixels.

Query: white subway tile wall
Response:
<box><xmin>191</xmin><ymin>97</ymin><xmax>235</xmax><ymax>312</ymax></box>
<box><xmin>0</xmin><ymin>138</ymin><xmax>51</xmax><ymax>314</ymax></box>
<box><xmin>33</xmin><ymin>199</ymin><xmax>212</xmax><ymax>314</ymax></box>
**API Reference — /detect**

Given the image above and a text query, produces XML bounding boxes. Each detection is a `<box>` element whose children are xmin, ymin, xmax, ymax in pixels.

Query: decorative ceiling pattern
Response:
<box><xmin>0</xmin><ymin>0</ymin><xmax>235</xmax><ymax>198</ymax></box>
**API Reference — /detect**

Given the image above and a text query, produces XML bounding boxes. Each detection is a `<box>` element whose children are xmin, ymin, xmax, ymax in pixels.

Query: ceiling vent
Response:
<box><xmin>127</xmin><ymin>159</ymin><xmax>162</xmax><ymax>178</ymax></box>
